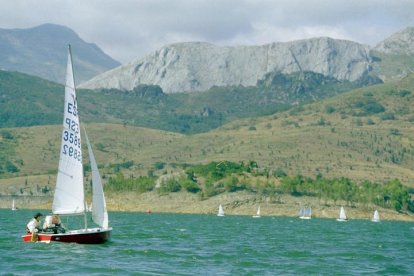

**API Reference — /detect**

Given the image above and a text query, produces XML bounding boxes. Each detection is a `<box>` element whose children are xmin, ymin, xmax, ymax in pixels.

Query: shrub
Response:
<box><xmin>224</xmin><ymin>176</ymin><xmax>246</xmax><ymax>192</ymax></box>
<box><xmin>273</xmin><ymin>168</ymin><xmax>287</xmax><ymax>178</ymax></box>
<box><xmin>181</xmin><ymin>179</ymin><xmax>200</xmax><ymax>193</ymax></box>
<box><xmin>5</xmin><ymin>161</ymin><xmax>18</xmax><ymax>173</ymax></box>
<box><xmin>154</xmin><ymin>161</ymin><xmax>166</xmax><ymax>170</ymax></box>
<box><xmin>248</xmin><ymin>126</ymin><xmax>256</xmax><ymax>131</ymax></box>
<box><xmin>381</xmin><ymin>112</ymin><xmax>395</xmax><ymax>121</ymax></box>
<box><xmin>363</xmin><ymin>102</ymin><xmax>385</xmax><ymax>114</ymax></box>
<box><xmin>159</xmin><ymin>178</ymin><xmax>181</xmax><ymax>193</ymax></box>
<box><xmin>325</xmin><ymin>105</ymin><xmax>336</xmax><ymax>114</ymax></box>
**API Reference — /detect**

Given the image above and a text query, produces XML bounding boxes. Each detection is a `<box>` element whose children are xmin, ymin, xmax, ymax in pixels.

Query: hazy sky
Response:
<box><xmin>1</xmin><ymin>0</ymin><xmax>413</xmax><ymax>63</ymax></box>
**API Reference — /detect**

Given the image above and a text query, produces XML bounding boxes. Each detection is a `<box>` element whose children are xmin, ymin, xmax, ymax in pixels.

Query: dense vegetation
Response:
<box><xmin>104</xmin><ymin>161</ymin><xmax>414</xmax><ymax>213</ymax></box>
<box><xmin>0</xmin><ymin>130</ymin><xmax>19</xmax><ymax>175</ymax></box>
<box><xmin>0</xmin><ymin>69</ymin><xmax>377</xmax><ymax>134</ymax></box>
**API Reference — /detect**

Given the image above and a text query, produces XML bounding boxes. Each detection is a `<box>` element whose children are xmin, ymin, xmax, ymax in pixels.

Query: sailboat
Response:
<box><xmin>336</xmin><ymin>206</ymin><xmax>348</xmax><ymax>222</ymax></box>
<box><xmin>299</xmin><ymin>207</ymin><xmax>312</xmax><ymax>219</ymax></box>
<box><xmin>217</xmin><ymin>204</ymin><xmax>225</xmax><ymax>216</ymax></box>
<box><xmin>371</xmin><ymin>210</ymin><xmax>380</xmax><ymax>222</ymax></box>
<box><xmin>252</xmin><ymin>205</ymin><xmax>261</xmax><ymax>218</ymax></box>
<box><xmin>22</xmin><ymin>45</ymin><xmax>112</xmax><ymax>244</ymax></box>
<box><xmin>11</xmin><ymin>199</ymin><xmax>17</xmax><ymax>211</ymax></box>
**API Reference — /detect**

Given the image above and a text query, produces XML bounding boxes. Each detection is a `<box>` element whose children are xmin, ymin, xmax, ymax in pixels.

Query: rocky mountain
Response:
<box><xmin>373</xmin><ymin>27</ymin><xmax>414</xmax><ymax>55</ymax></box>
<box><xmin>80</xmin><ymin>38</ymin><xmax>372</xmax><ymax>93</ymax></box>
<box><xmin>0</xmin><ymin>24</ymin><xmax>120</xmax><ymax>84</ymax></box>
<box><xmin>370</xmin><ymin>27</ymin><xmax>414</xmax><ymax>81</ymax></box>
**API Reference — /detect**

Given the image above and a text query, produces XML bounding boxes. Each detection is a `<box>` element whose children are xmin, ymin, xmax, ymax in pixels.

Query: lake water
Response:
<box><xmin>1</xmin><ymin>209</ymin><xmax>413</xmax><ymax>275</ymax></box>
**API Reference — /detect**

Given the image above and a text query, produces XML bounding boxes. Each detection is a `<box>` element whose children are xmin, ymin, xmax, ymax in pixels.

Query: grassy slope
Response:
<box><xmin>371</xmin><ymin>50</ymin><xmax>414</xmax><ymax>82</ymax></box>
<box><xmin>1</xmin><ymin>74</ymin><xmax>414</xmax><ymax>191</ymax></box>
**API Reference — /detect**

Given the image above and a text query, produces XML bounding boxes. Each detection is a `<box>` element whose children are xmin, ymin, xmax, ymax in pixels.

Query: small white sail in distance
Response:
<box><xmin>336</xmin><ymin>206</ymin><xmax>348</xmax><ymax>222</ymax></box>
<box><xmin>299</xmin><ymin>207</ymin><xmax>312</xmax><ymax>219</ymax></box>
<box><xmin>84</xmin><ymin>129</ymin><xmax>109</xmax><ymax>229</ymax></box>
<box><xmin>217</xmin><ymin>204</ymin><xmax>225</xmax><ymax>216</ymax></box>
<box><xmin>253</xmin><ymin>205</ymin><xmax>261</xmax><ymax>218</ymax></box>
<box><xmin>372</xmin><ymin>210</ymin><xmax>380</xmax><ymax>222</ymax></box>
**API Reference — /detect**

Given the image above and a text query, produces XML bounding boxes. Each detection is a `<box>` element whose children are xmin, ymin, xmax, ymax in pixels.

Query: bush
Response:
<box><xmin>224</xmin><ymin>176</ymin><xmax>246</xmax><ymax>192</ymax></box>
<box><xmin>1</xmin><ymin>130</ymin><xmax>14</xmax><ymax>140</ymax></box>
<box><xmin>154</xmin><ymin>161</ymin><xmax>166</xmax><ymax>170</ymax></box>
<box><xmin>159</xmin><ymin>178</ymin><xmax>181</xmax><ymax>193</ymax></box>
<box><xmin>363</xmin><ymin>102</ymin><xmax>385</xmax><ymax>114</ymax></box>
<box><xmin>273</xmin><ymin>168</ymin><xmax>287</xmax><ymax>178</ymax></box>
<box><xmin>381</xmin><ymin>112</ymin><xmax>395</xmax><ymax>121</ymax></box>
<box><xmin>5</xmin><ymin>161</ymin><xmax>18</xmax><ymax>173</ymax></box>
<box><xmin>325</xmin><ymin>105</ymin><xmax>336</xmax><ymax>114</ymax></box>
<box><xmin>181</xmin><ymin>179</ymin><xmax>200</xmax><ymax>193</ymax></box>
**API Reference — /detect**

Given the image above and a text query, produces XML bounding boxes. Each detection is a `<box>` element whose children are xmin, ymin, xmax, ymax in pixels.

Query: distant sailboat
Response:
<box><xmin>217</xmin><ymin>204</ymin><xmax>225</xmax><ymax>216</ymax></box>
<box><xmin>252</xmin><ymin>206</ymin><xmax>261</xmax><ymax>218</ymax></box>
<box><xmin>12</xmin><ymin>199</ymin><xmax>17</xmax><ymax>211</ymax></box>
<box><xmin>371</xmin><ymin>210</ymin><xmax>380</xmax><ymax>222</ymax></box>
<box><xmin>299</xmin><ymin>207</ymin><xmax>312</xmax><ymax>219</ymax></box>
<box><xmin>336</xmin><ymin>206</ymin><xmax>348</xmax><ymax>222</ymax></box>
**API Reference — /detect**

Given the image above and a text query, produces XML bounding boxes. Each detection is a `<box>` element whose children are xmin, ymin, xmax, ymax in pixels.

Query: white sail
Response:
<box><xmin>337</xmin><ymin>206</ymin><xmax>347</xmax><ymax>221</ymax></box>
<box><xmin>217</xmin><ymin>204</ymin><xmax>225</xmax><ymax>216</ymax></box>
<box><xmin>12</xmin><ymin>199</ymin><xmax>16</xmax><ymax>210</ymax></box>
<box><xmin>253</xmin><ymin>205</ymin><xmax>261</xmax><ymax>218</ymax></box>
<box><xmin>299</xmin><ymin>207</ymin><xmax>312</xmax><ymax>219</ymax></box>
<box><xmin>299</xmin><ymin>207</ymin><xmax>304</xmax><ymax>217</ymax></box>
<box><xmin>372</xmin><ymin>210</ymin><xmax>380</xmax><ymax>222</ymax></box>
<box><xmin>52</xmin><ymin>45</ymin><xmax>85</xmax><ymax>215</ymax></box>
<box><xmin>85</xmin><ymin>130</ymin><xmax>109</xmax><ymax>228</ymax></box>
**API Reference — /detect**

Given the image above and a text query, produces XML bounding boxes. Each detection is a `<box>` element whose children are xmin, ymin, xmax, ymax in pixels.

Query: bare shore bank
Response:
<box><xmin>2</xmin><ymin>191</ymin><xmax>413</xmax><ymax>222</ymax></box>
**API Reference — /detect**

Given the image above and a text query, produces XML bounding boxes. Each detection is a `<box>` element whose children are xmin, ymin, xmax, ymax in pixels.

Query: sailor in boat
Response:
<box><xmin>43</xmin><ymin>214</ymin><xmax>66</xmax><ymax>234</ymax></box>
<box><xmin>26</xmin><ymin>212</ymin><xmax>43</xmax><ymax>235</ymax></box>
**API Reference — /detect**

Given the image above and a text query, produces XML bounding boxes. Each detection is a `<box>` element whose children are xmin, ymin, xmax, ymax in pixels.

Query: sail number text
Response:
<box><xmin>62</xmin><ymin>117</ymin><xmax>81</xmax><ymax>162</ymax></box>
<box><xmin>67</xmin><ymin>102</ymin><xmax>78</xmax><ymax>117</ymax></box>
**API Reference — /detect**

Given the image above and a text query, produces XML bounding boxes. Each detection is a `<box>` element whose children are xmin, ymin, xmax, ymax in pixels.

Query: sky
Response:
<box><xmin>1</xmin><ymin>0</ymin><xmax>414</xmax><ymax>64</ymax></box>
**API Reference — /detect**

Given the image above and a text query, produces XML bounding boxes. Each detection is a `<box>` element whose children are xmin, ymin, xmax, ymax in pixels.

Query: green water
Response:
<box><xmin>1</xmin><ymin>209</ymin><xmax>413</xmax><ymax>275</ymax></box>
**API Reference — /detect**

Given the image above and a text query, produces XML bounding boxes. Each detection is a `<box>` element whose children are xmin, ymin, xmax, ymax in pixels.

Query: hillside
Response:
<box><xmin>371</xmin><ymin>27</ymin><xmax>414</xmax><ymax>82</ymax></box>
<box><xmin>0</xmin><ymin>69</ymin><xmax>376</xmax><ymax>133</ymax></box>
<box><xmin>1</xmin><ymin>74</ymin><xmax>414</xmax><ymax>187</ymax></box>
<box><xmin>0</xmin><ymin>24</ymin><xmax>120</xmax><ymax>83</ymax></box>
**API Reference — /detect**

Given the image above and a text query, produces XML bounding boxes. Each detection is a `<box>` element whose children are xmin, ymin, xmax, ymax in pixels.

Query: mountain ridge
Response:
<box><xmin>80</xmin><ymin>37</ymin><xmax>372</xmax><ymax>93</ymax></box>
<box><xmin>0</xmin><ymin>23</ymin><xmax>121</xmax><ymax>84</ymax></box>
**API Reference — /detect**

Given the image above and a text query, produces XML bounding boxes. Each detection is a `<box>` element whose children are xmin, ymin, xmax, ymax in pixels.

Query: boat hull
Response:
<box><xmin>336</xmin><ymin>218</ymin><xmax>348</xmax><ymax>222</ymax></box>
<box><xmin>22</xmin><ymin>227</ymin><xmax>112</xmax><ymax>244</ymax></box>
<box><xmin>299</xmin><ymin>216</ymin><xmax>311</xmax><ymax>220</ymax></box>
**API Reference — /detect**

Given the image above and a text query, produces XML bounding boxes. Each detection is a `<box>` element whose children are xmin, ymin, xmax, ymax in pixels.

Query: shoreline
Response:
<box><xmin>2</xmin><ymin>191</ymin><xmax>413</xmax><ymax>222</ymax></box>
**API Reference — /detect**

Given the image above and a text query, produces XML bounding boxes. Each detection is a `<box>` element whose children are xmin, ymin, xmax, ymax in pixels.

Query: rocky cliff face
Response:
<box><xmin>80</xmin><ymin>37</ymin><xmax>372</xmax><ymax>93</ymax></box>
<box><xmin>370</xmin><ymin>27</ymin><xmax>414</xmax><ymax>81</ymax></box>
<box><xmin>373</xmin><ymin>27</ymin><xmax>414</xmax><ymax>55</ymax></box>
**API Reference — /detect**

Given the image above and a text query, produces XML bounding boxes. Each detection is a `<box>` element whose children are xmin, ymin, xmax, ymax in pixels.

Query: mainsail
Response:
<box><xmin>52</xmin><ymin>45</ymin><xmax>84</xmax><ymax>215</ymax></box>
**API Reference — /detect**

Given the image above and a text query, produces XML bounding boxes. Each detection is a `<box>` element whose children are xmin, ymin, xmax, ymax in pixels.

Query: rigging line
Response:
<box><xmin>58</xmin><ymin>169</ymin><xmax>73</xmax><ymax>179</ymax></box>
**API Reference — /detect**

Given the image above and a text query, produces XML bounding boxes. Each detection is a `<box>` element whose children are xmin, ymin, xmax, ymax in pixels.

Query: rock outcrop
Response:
<box><xmin>373</xmin><ymin>27</ymin><xmax>414</xmax><ymax>55</ymax></box>
<box><xmin>80</xmin><ymin>37</ymin><xmax>372</xmax><ymax>93</ymax></box>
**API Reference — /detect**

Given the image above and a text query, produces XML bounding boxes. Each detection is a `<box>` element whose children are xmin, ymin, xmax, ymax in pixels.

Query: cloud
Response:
<box><xmin>0</xmin><ymin>0</ymin><xmax>414</xmax><ymax>63</ymax></box>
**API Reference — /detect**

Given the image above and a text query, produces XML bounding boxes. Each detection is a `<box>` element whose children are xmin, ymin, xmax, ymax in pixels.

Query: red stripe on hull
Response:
<box><xmin>22</xmin><ymin>228</ymin><xmax>111</xmax><ymax>244</ymax></box>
